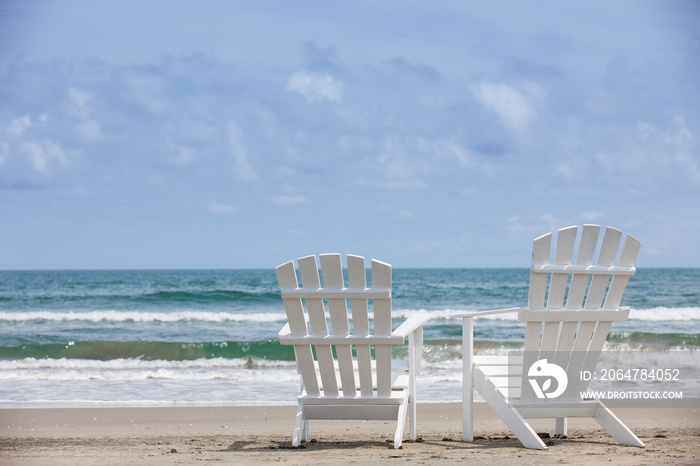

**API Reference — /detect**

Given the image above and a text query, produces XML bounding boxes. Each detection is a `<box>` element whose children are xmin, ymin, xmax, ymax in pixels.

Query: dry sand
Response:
<box><xmin>1</xmin><ymin>402</ymin><xmax>699</xmax><ymax>465</ymax></box>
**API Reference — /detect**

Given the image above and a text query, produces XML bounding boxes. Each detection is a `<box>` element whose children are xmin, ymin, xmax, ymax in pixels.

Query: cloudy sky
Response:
<box><xmin>1</xmin><ymin>1</ymin><xmax>698</xmax><ymax>269</ymax></box>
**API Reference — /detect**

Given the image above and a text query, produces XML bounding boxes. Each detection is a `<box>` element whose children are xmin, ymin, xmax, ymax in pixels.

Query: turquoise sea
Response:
<box><xmin>0</xmin><ymin>268</ymin><xmax>698</xmax><ymax>407</ymax></box>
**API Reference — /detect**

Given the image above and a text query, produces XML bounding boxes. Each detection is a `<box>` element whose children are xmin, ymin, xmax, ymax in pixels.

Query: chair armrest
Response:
<box><xmin>392</xmin><ymin>314</ymin><xmax>430</xmax><ymax>378</ymax></box>
<box><xmin>456</xmin><ymin>307</ymin><xmax>523</xmax><ymax>318</ymax></box>
<box><xmin>391</xmin><ymin>314</ymin><xmax>432</xmax><ymax>339</ymax></box>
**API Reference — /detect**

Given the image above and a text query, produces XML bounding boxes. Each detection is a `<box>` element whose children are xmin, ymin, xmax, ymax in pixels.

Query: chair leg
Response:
<box><xmin>394</xmin><ymin>401</ymin><xmax>408</xmax><ymax>449</ymax></box>
<box><xmin>474</xmin><ymin>369</ymin><xmax>547</xmax><ymax>449</ymax></box>
<box><xmin>292</xmin><ymin>403</ymin><xmax>304</xmax><ymax>447</ymax></box>
<box><xmin>408</xmin><ymin>390</ymin><xmax>416</xmax><ymax>440</ymax></box>
<box><xmin>594</xmin><ymin>401</ymin><xmax>644</xmax><ymax>447</ymax></box>
<box><xmin>506</xmin><ymin>405</ymin><xmax>548</xmax><ymax>450</ymax></box>
<box><xmin>556</xmin><ymin>417</ymin><xmax>567</xmax><ymax>436</ymax></box>
<box><xmin>301</xmin><ymin>417</ymin><xmax>309</xmax><ymax>442</ymax></box>
<box><xmin>462</xmin><ymin>316</ymin><xmax>474</xmax><ymax>441</ymax></box>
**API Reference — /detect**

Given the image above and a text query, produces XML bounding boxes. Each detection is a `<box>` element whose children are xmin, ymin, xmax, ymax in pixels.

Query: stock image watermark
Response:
<box><xmin>512</xmin><ymin>350</ymin><xmax>698</xmax><ymax>406</ymax></box>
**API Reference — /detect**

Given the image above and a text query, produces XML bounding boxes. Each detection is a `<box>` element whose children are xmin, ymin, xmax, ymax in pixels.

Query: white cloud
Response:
<box><xmin>123</xmin><ymin>73</ymin><xmax>170</xmax><ymax>114</ymax></box>
<box><xmin>436</xmin><ymin>139</ymin><xmax>470</xmax><ymax>166</ymax></box>
<box><xmin>0</xmin><ymin>142</ymin><xmax>7</xmax><ymax>164</ymax></box>
<box><xmin>21</xmin><ymin>139</ymin><xmax>68</xmax><ymax>174</ymax></box>
<box><xmin>539</xmin><ymin>214</ymin><xmax>561</xmax><ymax>233</ymax></box>
<box><xmin>228</xmin><ymin>123</ymin><xmax>259</xmax><ymax>181</ymax></box>
<box><xmin>287</xmin><ymin>72</ymin><xmax>343</xmax><ymax>102</ymax></box>
<box><xmin>671</xmin><ymin>117</ymin><xmax>699</xmax><ymax>186</ymax></box>
<box><xmin>470</xmin><ymin>82</ymin><xmax>541</xmax><ymax>133</ymax></box>
<box><xmin>579</xmin><ymin>211</ymin><xmax>606</xmax><ymax>222</ymax></box>
<box><xmin>171</xmin><ymin>147</ymin><xmax>195</xmax><ymax>166</ymax></box>
<box><xmin>632</xmin><ymin>116</ymin><xmax>699</xmax><ymax>186</ymax></box>
<box><xmin>676</xmin><ymin>152</ymin><xmax>700</xmax><ymax>186</ymax></box>
<box><xmin>8</xmin><ymin>116</ymin><xmax>32</xmax><ymax>135</ymax></box>
<box><xmin>507</xmin><ymin>215</ymin><xmax>561</xmax><ymax>236</ymax></box>
<box><xmin>69</xmin><ymin>88</ymin><xmax>91</xmax><ymax>109</ymax></box>
<box><xmin>272</xmin><ymin>196</ymin><xmax>307</xmax><ymax>205</ymax></box>
<box><xmin>208</xmin><ymin>203</ymin><xmax>237</xmax><ymax>216</ymax></box>
<box><xmin>77</xmin><ymin>120</ymin><xmax>101</xmax><ymax>141</ymax></box>
<box><xmin>371</xmin><ymin>136</ymin><xmax>428</xmax><ymax>189</ymax></box>
<box><xmin>68</xmin><ymin>88</ymin><xmax>101</xmax><ymax>141</ymax></box>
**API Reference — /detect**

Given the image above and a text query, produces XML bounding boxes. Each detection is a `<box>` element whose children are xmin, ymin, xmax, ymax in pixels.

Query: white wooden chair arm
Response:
<box><xmin>391</xmin><ymin>314</ymin><xmax>432</xmax><ymax>339</ymax></box>
<box><xmin>456</xmin><ymin>307</ymin><xmax>523</xmax><ymax>319</ymax></box>
<box><xmin>392</xmin><ymin>314</ymin><xmax>429</xmax><ymax>378</ymax></box>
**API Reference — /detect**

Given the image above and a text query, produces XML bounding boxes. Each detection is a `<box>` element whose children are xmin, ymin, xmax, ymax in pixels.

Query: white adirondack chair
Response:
<box><xmin>460</xmin><ymin>225</ymin><xmax>645</xmax><ymax>449</ymax></box>
<box><xmin>276</xmin><ymin>253</ymin><xmax>430</xmax><ymax>449</ymax></box>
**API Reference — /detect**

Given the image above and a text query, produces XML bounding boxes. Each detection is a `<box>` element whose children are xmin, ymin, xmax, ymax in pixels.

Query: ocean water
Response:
<box><xmin>0</xmin><ymin>268</ymin><xmax>698</xmax><ymax>407</ymax></box>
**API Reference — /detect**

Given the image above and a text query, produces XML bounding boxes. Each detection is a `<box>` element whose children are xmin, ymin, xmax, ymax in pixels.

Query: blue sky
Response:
<box><xmin>1</xmin><ymin>1</ymin><xmax>699</xmax><ymax>269</ymax></box>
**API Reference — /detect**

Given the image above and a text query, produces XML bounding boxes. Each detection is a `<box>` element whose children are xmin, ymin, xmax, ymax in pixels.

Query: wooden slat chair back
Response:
<box><xmin>460</xmin><ymin>225</ymin><xmax>645</xmax><ymax>450</ymax></box>
<box><xmin>520</xmin><ymin>224</ymin><xmax>641</xmax><ymax>403</ymax></box>
<box><xmin>277</xmin><ymin>253</ymin><xmax>429</xmax><ymax>449</ymax></box>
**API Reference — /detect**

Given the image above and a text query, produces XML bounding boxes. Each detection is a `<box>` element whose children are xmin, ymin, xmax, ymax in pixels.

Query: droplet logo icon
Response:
<box><xmin>528</xmin><ymin>359</ymin><xmax>568</xmax><ymax>399</ymax></box>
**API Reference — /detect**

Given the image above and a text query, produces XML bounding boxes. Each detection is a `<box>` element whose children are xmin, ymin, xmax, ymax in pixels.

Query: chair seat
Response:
<box><xmin>306</xmin><ymin>358</ymin><xmax>409</xmax><ymax>373</ymax></box>
<box><xmin>299</xmin><ymin>388</ymin><xmax>408</xmax><ymax>405</ymax></box>
<box><xmin>474</xmin><ymin>355</ymin><xmax>522</xmax><ymax>401</ymax></box>
<box><xmin>314</xmin><ymin>373</ymin><xmax>409</xmax><ymax>394</ymax></box>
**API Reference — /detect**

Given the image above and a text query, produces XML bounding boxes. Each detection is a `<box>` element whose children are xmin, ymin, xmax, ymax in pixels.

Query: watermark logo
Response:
<box><xmin>528</xmin><ymin>359</ymin><xmax>568</xmax><ymax>399</ymax></box>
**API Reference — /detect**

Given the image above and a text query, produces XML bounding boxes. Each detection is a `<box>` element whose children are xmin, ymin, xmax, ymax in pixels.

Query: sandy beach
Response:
<box><xmin>1</xmin><ymin>402</ymin><xmax>698</xmax><ymax>465</ymax></box>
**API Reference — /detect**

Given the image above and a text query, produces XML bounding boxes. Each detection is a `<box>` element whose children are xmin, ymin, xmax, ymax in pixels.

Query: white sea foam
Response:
<box><xmin>0</xmin><ymin>310</ymin><xmax>288</xmax><ymax>323</ymax></box>
<box><xmin>396</xmin><ymin>307</ymin><xmax>700</xmax><ymax>321</ymax></box>
<box><xmin>0</xmin><ymin>352</ymin><xmax>696</xmax><ymax>407</ymax></box>
<box><xmin>0</xmin><ymin>357</ymin><xmax>296</xmax><ymax>372</ymax></box>
<box><xmin>628</xmin><ymin>307</ymin><xmax>700</xmax><ymax>321</ymax></box>
<box><xmin>2</xmin><ymin>307</ymin><xmax>699</xmax><ymax>323</ymax></box>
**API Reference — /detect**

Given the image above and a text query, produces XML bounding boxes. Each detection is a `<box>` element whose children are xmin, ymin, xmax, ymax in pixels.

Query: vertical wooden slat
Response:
<box><xmin>276</xmin><ymin>260</ymin><xmax>319</xmax><ymax>396</ymax></box>
<box><xmin>553</xmin><ymin>226</ymin><xmax>578</xmax><ymax>264</ymax></box>
<box><xmin>597</xmin><ymin>227</ymin><xmax>623</xmax><ymax>266</ymax></box>
<box><xmin>372</xmin><ymin>259</ymin><xmax>392</xmax><ymax>397</ymax></box>
<box><xmin>603</xmin><ymin>235</ymin><xmax>641</xmax><ymax>309</ymax></box>
<box><xmin>570</xmin><ymin>322</ymin><xmax>596</xmax><ymax>354</ymax></box>
<box><xmin>587</xmin><ymin>321</ymin><xmax>612</xmax><ymax>357</ymax></box>
<box><xmin>348</xmin><ymin>254</ymin><xmax>373</xmax><ymax>396</ymax></box>
<box><xmin>584</xmin><ymin>228</ymin><xmax>622</xmax><ymax>309</ymax></box>
<box><xmin>576</xmin><ymin>225</ymin><xmax>601</xmax><ymax>265</ymax></box>
<box><xmin>520</xmin><ymin>321</ymin><xmax>543</xmax><ymax>402</ymax></box>
<box><xmin>584</xmin><ymin>275</ymin><xmax>610</xmax><ymax>309</ymax></box>
<box><xmin>617</xmin><ymin>234</ymin><xmax>641</xmax><ymax>267</ymax></box>
<box><xmin>540</xmin><ymin>322</ymin><xmax>560</xmax><ymax>354</ymax></box>
<box><xmin>277</xmin><ymin>261</ymin><xmax>305</xmax><ymax>334</ymax></box>
<box><xmin>576</xmin><ymin>321</ymin><xmax>613</xmax><ymax>395</ymax></box>
<box><xmin>320</xmin><ymin>254</ymin><xmax>348</xmax><ymax>334</ymax></box>
<box><xmin>553</xmin><ymin>322</ymin><xmax>577</xmax><ymax>369</ymax></box>
<box><xmin>523</xmin><ymin>321</ymin><xmax>543</xmax><ymax>353</ymax></box>
<box><xmin>528</xmin><ymin>233</ymin><xmax>552</xmax><ymax>309</ymax></box>
<box><xmin>298</xmin><ymin>255</ymin><xmax>338</xmax><ymax>396</ymax></box>
<box><xmin>566</xmin><ymin>225</ymin><xmax>600</xmax><ymax>309</ymax></box>
<box><xmin>558</xmin><ymin>225</ymin><xmax>601</xmax><ymax>363</ymax></box>
<box><xmin>348</xmin><ymin>255</ymin><xmax>370</xmax><ymax>334</ymax></box>
<box><xmin>538</xmin><ymin>321</ymin><xmax>561</xmax><ymax>377</ymax></box>
<box><xmin>562</xmin><ymin>321</ymin><xmax>596</xmax><ymax>401</ymax></box>
<box><xmin>584</xmin><ymin>319</ymin><xmax>611</xmax><ymax>356</ymax></box>
<box><xmin>320</xmin><ymin>253</ymin><xmax>356</xmax><ymax>396</ymax></box>
<box><xmin>547</xmin><ymin>226</ymin><xmax>577</xmax><ymax>309</ymax></box>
